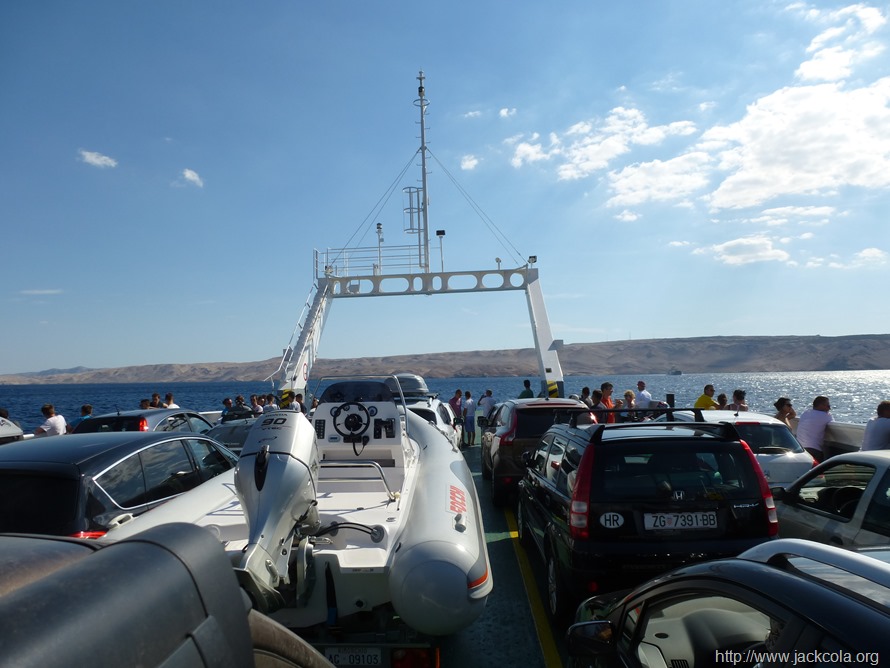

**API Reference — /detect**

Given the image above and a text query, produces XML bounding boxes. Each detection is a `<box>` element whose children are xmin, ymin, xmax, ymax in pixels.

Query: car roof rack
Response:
<box><xmin>572</xmin><ymin>420</ymin><xmax>743</xmax><ymax>445</ymax></box>
<box><xmin>740</xmin><ymin>538</ymin><xmax>890</xmax><ymax>590</ymax></box>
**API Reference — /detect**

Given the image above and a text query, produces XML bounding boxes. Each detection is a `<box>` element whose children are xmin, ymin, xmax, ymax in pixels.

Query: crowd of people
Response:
<box><xmin>568</xmin><ymin>379</ymin><xmax>665</xmax><ymax>424</ymax></box>
<box><xmin>447</xmin><ymin>388</ymin><xmax>496</xmax><ymax>447</ymax></box>
<box><xmin>218</xmin><ymin>391</ymin><xmax>314</xmax><ymax>421</ymax></box>
<box><xmin>9</xmin><ymin>379</ymin><xmax>890</xmax><ymax>457</ymax></box>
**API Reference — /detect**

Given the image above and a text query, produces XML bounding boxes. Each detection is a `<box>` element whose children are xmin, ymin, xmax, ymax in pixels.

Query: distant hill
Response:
<box><xmin>1</xmin><ymin>334</ymin><xmax>888</xmax><ymax>385</ymax></box>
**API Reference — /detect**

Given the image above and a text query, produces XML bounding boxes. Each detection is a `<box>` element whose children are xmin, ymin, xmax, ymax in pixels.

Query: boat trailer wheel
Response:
<box><xmin>331</xmin><ymin>402</ymin><xmax>371</xmax><ymax>439</ymax></box>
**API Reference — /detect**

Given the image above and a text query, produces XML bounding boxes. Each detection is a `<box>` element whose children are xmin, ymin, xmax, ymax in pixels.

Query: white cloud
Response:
<box><xmin>20</xmin><ymin>289</ymin><xmax>63</xmax><ymax>295</ymax></box>
<box><xmin>606</xmin><ymin>152</ymin><xmax>712</xmax><ymax>208</ymax></box>
<box><xmin>463</xmin><ymin>110</ymin><xmax>482</xmax><ymax>119</ymax></box>
<box><xmin>532</xmin><ymin>107</ymin><xmax>696</xmax><ymax>181</ymax></box>
<box><xmin>705</xmin><ymin>78</ymin><xmax>890</xmax><ymax>210</ymax></box>
<box><xmin>510</xmin><ymin>134</ymin><xmax>556</xmax><ymax>168</ymax></box>
<box><xmin>805</xmin><ymin>246</ymin><xmax>887</xmax><ymax>270</ymax></box>
<box><xmin>750</xmin><ymin>205</ymin><xmax>837</xmax><ymax>226</ymax></box>
<box><xmin>615</xmin><ymin>210</ymin><xmax>639</xmax><ymax>222</ymax></box>
<box><xmin>182</xmin><ymin>168</ymin><xmax>204</xmax><ymax>188</ymax></box>
<box><xmin>796</xmin><ymin>4</ymin><xmax>887</xmax><ymax>81</ymax></box>
<box><xmin>853</xmin><ymin>247</ymin><xmax>888</xmax><ymax>265</ymax></box>
<box><xmin>79</xmin><ymin>150</ymin><xmax>117</xmax><ymax>168</ymax></box>
<box><xmin>701</xmin><ymin>236</ymin><xmax>791</xmax><ymax>265</ymax></box>
<box><xmin>796</xmin><ymin>45</ymin><xmax>856</xmax><ymax>81</ymax></box>
<box><xmin>499</xmin><ymin>108</ymin><xmax>517</xmax><ymax>118</ymax></box>
<box><xmin>461</xmin><ymin>155</ymin><xmax>479</xmax><ymax>170</ymax></box>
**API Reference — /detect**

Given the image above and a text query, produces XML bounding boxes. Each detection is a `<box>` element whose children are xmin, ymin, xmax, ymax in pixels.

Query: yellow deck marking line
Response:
<box><xmin>504</xmin><ymin>508</ymin><xmax>563</xmax><ymax>668</ymax></box>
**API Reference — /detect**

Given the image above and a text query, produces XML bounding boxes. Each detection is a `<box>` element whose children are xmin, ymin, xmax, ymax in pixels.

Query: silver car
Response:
<box><xmin>774</xmin><ymin>450</ymin><xmax>890</xmax><ymax>546</ymax></box>
<box><xmin>655</xmin><ymin>410</ymin><xmax>816</xmax><ymax>487</ymax></box>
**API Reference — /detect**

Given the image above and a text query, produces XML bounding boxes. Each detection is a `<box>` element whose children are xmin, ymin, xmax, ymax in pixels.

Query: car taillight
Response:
<box><xmin>499</xmin><ymin>411</ymin><xmax>518</xmax><ymax>447</ymax></box>
<box><xmin>741</xmin><ymin>440</ymin><xmax>779</xmax><ymax>537</ymax></box>
<box><xmin>138</xmin><ymin>417</ymin><xmax>149</xmax><ymax>431</ymax></box>
<box><xmin>391</xmin><ymin>647</ymin><xmax>440</xmax><ymax>668</ymax></box>
<box><xmin>569</xmin><ymin>445</ymin><xmax>595</xmax><ymax>540</ymax></box>
<box><xmin>70</xmin><ymin>531</ymin><xmax>106</xmax><ymax>539</ymax></box>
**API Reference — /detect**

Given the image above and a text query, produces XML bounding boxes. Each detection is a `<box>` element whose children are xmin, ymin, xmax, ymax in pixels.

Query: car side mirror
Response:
<box><xmin>521</xmin><ymin>451</ymin><xmax>534</xmax><ymax>467</ymax></box>
<box><xmin>477</xmin><ymin>416</ymin><xmax>489</xmax><ymax>429</ymax></box>
<box><xmin>565</xmin><ymin>620</ymin><xmax>616</xmax><ymax>657</ymax></box>
<box><xmin>771</xmin><ymin>487</ymin><xmax>793</xmax><ymax>503</ymax></box>
<box><xmin>453</xmin><ymin>416</ymin><xmax>463</xmax><ymax>426</ymax></box>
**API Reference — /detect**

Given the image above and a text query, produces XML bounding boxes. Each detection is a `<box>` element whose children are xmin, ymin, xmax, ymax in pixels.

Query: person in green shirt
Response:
<box><xmin>518</xmin><ymin>379</ymin><xmax>534</xmax><ymax>398</ymax></box>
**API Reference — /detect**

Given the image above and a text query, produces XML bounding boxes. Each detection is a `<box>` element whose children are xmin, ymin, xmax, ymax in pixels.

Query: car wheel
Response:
<box><xmin>546</xmin><ymin>551</ymin><xmax>571</xmax><ymax>623</ymax></box>
<box><xmin>516</xmin><ymin>497</ymin><xmax>532</xmax><ymax>547</ymax></box>
<box><xmin>481</xmin><ymin>447</ymin><xmax>492</xmax><ymax>481</ymax></box>
<box><xmin>491</xmin><ymin>476</ymin><xmax>507</xmax><ymax>507</ymax></box>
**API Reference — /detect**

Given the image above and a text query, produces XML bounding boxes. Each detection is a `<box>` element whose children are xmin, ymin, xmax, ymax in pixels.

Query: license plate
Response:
<box><xmin>644</xmin><ymin>511</ymin><xmax>717</xmax><ymax>530</ymax></box>
<box><xmin>324</xmin><ymin>647</ymin><xmax>382</xmax><ymax>666</ymax></box>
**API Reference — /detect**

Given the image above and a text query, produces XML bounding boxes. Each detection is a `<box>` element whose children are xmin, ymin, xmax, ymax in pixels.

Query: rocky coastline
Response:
<box><xmin>2</xmin><ymin>334</ymin><xmax>889</xmax><ymax>385</ymax></box>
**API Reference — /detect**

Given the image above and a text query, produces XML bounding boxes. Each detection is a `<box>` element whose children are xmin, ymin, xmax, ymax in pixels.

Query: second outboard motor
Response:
<box><xmin>234</xmin><ymin>411</ymin><xmax>320</xmax><ymax>612</ymax></box>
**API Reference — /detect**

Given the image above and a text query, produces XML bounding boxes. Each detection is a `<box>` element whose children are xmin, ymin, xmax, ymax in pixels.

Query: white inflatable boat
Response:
<box><xmin>106</xmin><ymin>375</ymin><xmax>492</xmax><ymax>637</ymax></box>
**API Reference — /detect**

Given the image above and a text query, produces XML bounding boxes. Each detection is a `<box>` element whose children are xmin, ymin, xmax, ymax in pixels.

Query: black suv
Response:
<box><xmin>516</xmin><ymin>419</ymin><xmax>778</xmax><ymax>619</ymax></box>
<box><xmin>567</xmin><ymin>539</ymin><xmax>890</xmax><ymax>667</ymax></box>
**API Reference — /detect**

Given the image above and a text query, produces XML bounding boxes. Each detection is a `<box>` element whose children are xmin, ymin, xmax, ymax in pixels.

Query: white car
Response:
<box><xmin>774</xmin><ymin>450</ymin><xmax>890</xmax><ymax>546</ymax></box>
<box><xmin>385</xmin><ymin>373</ymin><xmax>463</xmax><ymax>450</ymax></box>
<box><xmin>655</xmin><ymin>410</ymin><xmax>816</xmax><ymax>488</ymax></box>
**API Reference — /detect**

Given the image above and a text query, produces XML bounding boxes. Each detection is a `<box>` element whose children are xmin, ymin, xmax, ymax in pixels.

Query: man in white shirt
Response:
<box><xmin>478</xmin><ymin>389</ymin><xmax>497</xmax><ymax>419</ymax></box>
<box><xmin>462</xmin><ymin>391</ymin><xmax>477</xmax><ymax>447</ymax></box>
<box><xmin>861</xmin><ymin>401</ymin><xmax>890</xmax><ymax>451</ymax></box>
<box><xmin>636</xmin><ymin>380</ymin><xmax>653</xmax><ymax>409</ymax></box>
<box><xmin>796</xmin><ymin>396</ymin><xmax>834</xmax><ymax>462</ymax></box>
<box><xmin>34</xmin><ymin>404</ymin><xmax>66</xmax><ymax>437</ymax></box>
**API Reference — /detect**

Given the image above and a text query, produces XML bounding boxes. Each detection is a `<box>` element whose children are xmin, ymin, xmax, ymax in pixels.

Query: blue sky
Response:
<box><xmin>2</xmin><ymin>1</ymin><xmax>889</xmax><ymax>375</ymax></box>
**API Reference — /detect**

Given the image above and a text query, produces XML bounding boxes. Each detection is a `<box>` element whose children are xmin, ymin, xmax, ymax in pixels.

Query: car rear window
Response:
<box><xmin>0</xmin><ymin>473</ymin><xmax>80</xmax><ymax>534</ymax></box>
<box><xmin>515</xmin><ymin>408</ymin><xmax>585</xmax><ymax>439</ymax></box>
<box><xmin>95</xmin><ymin>454</ymin><xmax>147</xmax><ymax>508</ymax></box>
<box><xmin>408</xmin><ymin>408</ymin><xmax>436</xmax><ymax>423</ymax></box>
<box><xmin>74</xmin><ymin>417</ymin><xmax>142</xmax><ymax>433</ymax></box>
<box><xmin>593</xmin><ymin>443</ymin><xmax>761</xmax><ymax>501</ymax></box>
<box><xmin>207</xmin><ymin>424</ymin><xmax>253</xmax><ymax>453</ymax></box>
<box><xmin>732</xmin><ymin>423</ymin><xmax>805</xmax><ymax>454</ymax></box>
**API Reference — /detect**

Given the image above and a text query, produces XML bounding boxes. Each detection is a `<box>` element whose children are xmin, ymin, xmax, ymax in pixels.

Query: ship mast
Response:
<box><xmin>271</xmin><ymin>72</ymin><xmax>566</xmax><ymax>400</ymax></box>
<box><xmin>417</xmin><ymin>71</ymin><xmax>431</xmax><ymax>272</ymax></box>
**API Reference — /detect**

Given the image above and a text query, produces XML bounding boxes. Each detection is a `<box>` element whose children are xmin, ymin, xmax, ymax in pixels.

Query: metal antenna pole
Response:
<box><xmin>417</xmin><ymin>70</ymin><xmax>430</xmax><ymax>272</ymax></box>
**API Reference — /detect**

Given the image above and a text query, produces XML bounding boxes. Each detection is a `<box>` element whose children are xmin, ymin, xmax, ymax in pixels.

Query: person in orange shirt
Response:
<box><xmin>601</xmin><ymin>382</ymin><xmax>616</xmax><ymax>424</ymax></box>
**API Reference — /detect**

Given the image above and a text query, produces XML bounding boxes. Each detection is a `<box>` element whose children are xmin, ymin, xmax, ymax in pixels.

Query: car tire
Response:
<box><xmin>516</xmin><ymin>497</ymin><xmax>532</xmax><ymax>547</ymax></box>
<box><xmin>481</xmin><ymin>448</ymin><xmax>492</xmax><ymax>481</ymax></box>
<box><xmin>491</xmin><ymin>476</ymin><xmax>507</xmax><ymax>507</ymax></box>
<box><xmin>546</xmin><ymin>550</ymin><xmax>571</xmax><ymax>624</ymax></box>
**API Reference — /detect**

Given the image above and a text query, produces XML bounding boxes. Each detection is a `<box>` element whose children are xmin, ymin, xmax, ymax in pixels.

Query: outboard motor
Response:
<box><xmin>234</xmin><ymin>411</ymin><xmax>320</xmax><ymax>612</ymax></box>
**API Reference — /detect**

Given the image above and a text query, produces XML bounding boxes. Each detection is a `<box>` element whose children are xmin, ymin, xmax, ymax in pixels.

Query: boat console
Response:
<box><xmin>313</xmin><ymin>380</ymin><xmax>409</xmax><ymax>487</ymax></box>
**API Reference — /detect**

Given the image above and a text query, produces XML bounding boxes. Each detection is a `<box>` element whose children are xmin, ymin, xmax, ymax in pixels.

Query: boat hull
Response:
<box><xmin>389</xmin><ymin>413</ymin><xmax>492</xmax><ymax>635</ymax></box>
<box><xmin>104</xmin><ymin>383</ymin><xmax>492</xmax><ymax>638</ymax></box>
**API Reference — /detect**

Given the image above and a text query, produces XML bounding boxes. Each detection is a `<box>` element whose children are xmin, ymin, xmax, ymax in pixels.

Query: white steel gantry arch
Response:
<box><xmin>269</xmin><ymin>72</ymin><xmax>564</xmax><ymax>400</ymax></box>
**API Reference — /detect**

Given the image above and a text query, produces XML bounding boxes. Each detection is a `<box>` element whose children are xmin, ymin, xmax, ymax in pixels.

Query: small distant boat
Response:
<box><xmin>668</xmin><ymin>368</ymin><xmax>682</xmax><ymax>376</ymax></box>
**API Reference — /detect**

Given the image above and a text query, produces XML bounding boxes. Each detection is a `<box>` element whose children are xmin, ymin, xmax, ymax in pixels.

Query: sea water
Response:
<box><xmin>2</xmin><ymin>370</ymin><xmax>889</xmax><ymax>433</ymax></box>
